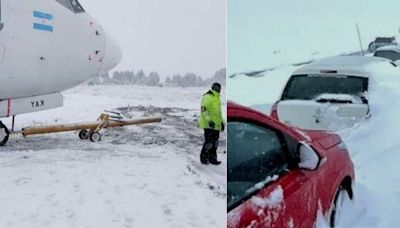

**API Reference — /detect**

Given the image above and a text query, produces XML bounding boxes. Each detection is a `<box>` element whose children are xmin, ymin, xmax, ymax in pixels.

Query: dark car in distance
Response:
<box><xmin>368</xmin><ymin>37</ymin><xmax>397</xmax><ymax>52</ymax></box>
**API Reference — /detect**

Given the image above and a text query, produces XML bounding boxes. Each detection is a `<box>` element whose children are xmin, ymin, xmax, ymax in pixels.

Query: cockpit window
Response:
<box><xmin>55</xmin><ymin>0</ymin><xmax>85</xmax><ymax>13</ymax></box>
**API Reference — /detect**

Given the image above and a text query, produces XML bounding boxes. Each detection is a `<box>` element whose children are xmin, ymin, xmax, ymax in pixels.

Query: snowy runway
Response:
<box><xmin>0</xmin><ymin>85</ymin><xmax>226</xmax><ymax>228</ymax></box>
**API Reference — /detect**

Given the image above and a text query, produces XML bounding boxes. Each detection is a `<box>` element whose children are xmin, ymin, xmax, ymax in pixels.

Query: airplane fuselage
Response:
<box><xmin>0</xmin><ymin>0</ymin><xmax>121</xmax><ymax>117</ymax></box>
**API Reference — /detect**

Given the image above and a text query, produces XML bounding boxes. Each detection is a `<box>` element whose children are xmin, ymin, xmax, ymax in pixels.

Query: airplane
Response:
<box><xmin>0</xmin><ymin>0</ymin><xmax>122</xmax><ymax>146</ymax></box>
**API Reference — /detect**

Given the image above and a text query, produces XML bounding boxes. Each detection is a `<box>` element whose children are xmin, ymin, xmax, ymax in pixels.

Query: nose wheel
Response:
<box><xmin>79</xmin><ymin>129</ymin><xmax>90</xmax><ymax>140</ymax></box>
<box><xmin>89</xmin><ymin>132</ymin><xmax>101</xmax><ymax>142</ymax></box>
<box><xmin>0</xmin><ymin>121</ymin><xmax>10</xmax><ymax>147</ymax></box>
<box><xmin>78</xmin><ymin>129</ymin><xmax>102</xmax><ymax>142</ymax></box>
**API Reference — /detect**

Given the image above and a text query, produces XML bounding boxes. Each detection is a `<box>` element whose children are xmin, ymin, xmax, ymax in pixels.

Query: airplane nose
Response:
<box><xmin>101</xmin><ymin>32</ymin><xmax>122</xmax><ymax>73</ymax></box>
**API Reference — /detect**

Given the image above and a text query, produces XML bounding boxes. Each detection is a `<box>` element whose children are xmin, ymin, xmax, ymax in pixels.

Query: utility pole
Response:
<box><xmin>356</xmin><ymin>24</ymin><xmax>365</xmax><ymax>56</ymax></box>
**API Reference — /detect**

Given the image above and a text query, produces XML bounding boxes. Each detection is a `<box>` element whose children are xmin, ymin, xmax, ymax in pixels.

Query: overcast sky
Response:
<box><xmin>229</xmin><ymin>0</ymin><xmax>400</xmax><ymax>74</ymax></box>
<box><xmin>81</xmin><ymin>0</ymin><xmax>226</xmax><ymax>79</ymax></box>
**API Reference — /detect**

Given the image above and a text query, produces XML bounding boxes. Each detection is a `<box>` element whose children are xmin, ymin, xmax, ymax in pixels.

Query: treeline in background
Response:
<box><xmin>88</xmin><ymin>68</ymin><xmax>226</xmax><ymax>87</ymax></box>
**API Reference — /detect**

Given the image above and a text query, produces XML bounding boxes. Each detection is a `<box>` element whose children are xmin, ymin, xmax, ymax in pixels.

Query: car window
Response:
<box><xmin>55</xmin><ymin>0</ymin><xmax>85</xmax><ymax>13</ymax></box>
<box><xmin>374</xmin><ymin>50</ymin><xmax>400</xmax><ymax>61</ymax></box>
<box><xmin>376</xmin><ymin>38</ymin><xmax>394</xmax><ymax>43</ymax></box>
<box><xmin>281</xmin><ymin>75</ymin><xmax>368</xmax><ymax>102</ymax></box>
<box><xmin>227</xmin><ymin>121</ymin><xmax>288</xmax><ymax>210</ymax></box>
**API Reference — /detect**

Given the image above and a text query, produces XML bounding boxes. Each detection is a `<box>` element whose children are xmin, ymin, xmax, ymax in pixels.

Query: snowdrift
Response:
<box><xmin>320</xmin><ymin>62</ymin><xmax>400</xmax><ymax>227</ymax></box>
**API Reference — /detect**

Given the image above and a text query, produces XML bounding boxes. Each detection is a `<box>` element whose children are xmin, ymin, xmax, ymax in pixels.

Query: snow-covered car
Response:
<box><xmin>374</xmin><ymin>45</ymin><xmax>400</xmax><ymax>65</ymax></box>
<box><xmin>227</xmin><ymin>102</ymin><xmax>355</xmax><ymax>227</ymax></box>
<box><xmin>270</xmin><ymin>56</ymin><xmax>396</xmax><ymax>131</ymax></box>
<box><xmin>368</xmin><ymin>37</ymin><xmax>397</xmax><ymax>52</ymax></box>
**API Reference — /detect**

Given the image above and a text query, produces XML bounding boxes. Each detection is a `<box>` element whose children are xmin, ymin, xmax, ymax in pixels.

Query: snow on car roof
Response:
<box><xmin>293</xmin><ymin>56</ymin><xmax>393</xmax><ymax>78</ymax></box>
<box><xmin>375</xmin><ymin>45</ymin><xmax>400</xmax><ymax>52</ymax></box>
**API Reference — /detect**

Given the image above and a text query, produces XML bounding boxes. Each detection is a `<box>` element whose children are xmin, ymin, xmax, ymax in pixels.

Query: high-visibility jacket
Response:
<box><xmin>198</xmin><ymin>90</ymin><xmax>224</xmax><ymax>131</ymax></box>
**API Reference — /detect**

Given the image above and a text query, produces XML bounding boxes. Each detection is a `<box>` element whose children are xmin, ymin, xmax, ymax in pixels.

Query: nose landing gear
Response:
<box><xmin>0</xmin><ymin>121</ymin><xmax>10</xmax><ymax>147</ymax></box>
<box><xmin>77</xmin><ymin>114</ymin><xmax>109</xmax><ymax>143</ymax></box>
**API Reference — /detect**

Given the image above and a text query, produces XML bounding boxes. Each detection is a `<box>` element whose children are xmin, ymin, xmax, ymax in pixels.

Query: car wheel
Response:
<box><xmin>329</xmin><ymin>185</ymin><xmax>352</xmax><ymax>227</ymax></box>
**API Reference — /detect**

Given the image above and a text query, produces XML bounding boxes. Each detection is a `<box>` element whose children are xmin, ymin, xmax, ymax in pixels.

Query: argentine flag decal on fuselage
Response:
<box><xmin>33</xmin><ymin>11</ymin><xmax>54</xmax><ymax>32</ymax></box>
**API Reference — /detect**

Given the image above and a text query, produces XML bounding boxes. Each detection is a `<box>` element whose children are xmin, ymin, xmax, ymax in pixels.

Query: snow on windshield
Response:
<box><xmin>314</xmin><ymin>93</ymin><xmax>365</xmax><ymax>104</ymax></box>
<box><xmin>245</xmin><ymin>175</ymin><xmax>279</xmax><ymax>195</ymax></box>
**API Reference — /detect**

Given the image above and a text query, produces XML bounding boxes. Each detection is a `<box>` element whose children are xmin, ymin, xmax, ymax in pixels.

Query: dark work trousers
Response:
<box><xmin>200</xmin><ymin>129</ymin><xmax>220</xmax><ymax>162</ymax></box>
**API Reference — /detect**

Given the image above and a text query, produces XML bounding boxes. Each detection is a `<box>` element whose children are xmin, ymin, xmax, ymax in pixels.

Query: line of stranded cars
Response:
<box><xmin>228</xmin><ymin>55</ymin><xmax>398</xmax><ymax>227</ymax></box>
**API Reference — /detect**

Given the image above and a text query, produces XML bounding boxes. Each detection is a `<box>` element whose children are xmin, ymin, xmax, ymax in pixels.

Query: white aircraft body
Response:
<box><xmin>0</xmin><ymin>0</ymin><xmax>122</xmax><ymax>145</ymax></box>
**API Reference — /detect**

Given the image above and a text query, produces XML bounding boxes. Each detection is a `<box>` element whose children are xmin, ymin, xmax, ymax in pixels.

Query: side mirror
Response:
<box><xmin>0</xmin><ymin>23</ymin><xmax>4</xmax><ymax>31</ymax></box>
<box><xmin>298</xmin><ymin>142</ymin><xmax>321</xmax><ymax>171</ymax></box>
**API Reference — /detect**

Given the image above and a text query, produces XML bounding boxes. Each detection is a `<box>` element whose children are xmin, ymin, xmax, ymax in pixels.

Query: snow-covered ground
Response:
<box><xmin>0</xmin><ymin>85</ymin><xmax>226</xmax><ymax>228</ymax></box>
<box><xmin>333</xmin><ymin>63</ymin><xmax>400</xmax><ymax>227</ymax></box>
<box><xmin>228</xmin><ymin>53</ymin><xmax>400</xmax><ymax>227</ymax></box>
<box><xmin>228</xmin><ymin>64</ymin><xmax>297</xmax><ymax>107</ymax></box>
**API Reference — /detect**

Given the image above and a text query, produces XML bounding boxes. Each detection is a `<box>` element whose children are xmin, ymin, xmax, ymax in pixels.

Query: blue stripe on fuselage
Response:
<box><xmin>33</xmin><ymin>23</ymin><xmax>53</xmax><ymax>32</ymax></box>
<box><xmin>33</xmin><ymin>11</ymin><xmax>53</xmax><ymax>20</ymax></box>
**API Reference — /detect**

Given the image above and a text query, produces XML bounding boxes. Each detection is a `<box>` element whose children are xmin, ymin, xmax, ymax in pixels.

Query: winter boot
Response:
<box><xmin>209</xmin><ymin>154</ymin><xmax>221</xmax><ymax>165</ymax></box>
<box><xmin>209</xmin><ymin>159</ymin><xmax>222</xmax><ymax>165</ymax></box>
<box><xmin>200</xmin><ymin>153</ymin><xmax>209</xmax><ymax>165</ymax></box>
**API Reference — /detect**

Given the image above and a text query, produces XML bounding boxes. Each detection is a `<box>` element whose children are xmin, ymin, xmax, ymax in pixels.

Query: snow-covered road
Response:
<box><xmin>0</xmin><ymin>85</ymin><xmax>226</xmax><ymax>228</ymax></box>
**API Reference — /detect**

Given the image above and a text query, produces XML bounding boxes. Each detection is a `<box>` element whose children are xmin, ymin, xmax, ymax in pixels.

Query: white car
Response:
<box><xmin>374</xmin><ymin>45</ymin><xmax>400</xmax><ymax>65</ymax></box>
<box><xmin>270</xmin><ymin>56</ymin><xmax>395</xmax><ymax>131</ymax></box>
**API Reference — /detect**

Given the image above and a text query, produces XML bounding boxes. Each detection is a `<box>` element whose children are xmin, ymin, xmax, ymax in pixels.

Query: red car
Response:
<box><xmin>227</xmin><ymin>102</ymin><xmax>355</xmax><ymax>228</ymax></box>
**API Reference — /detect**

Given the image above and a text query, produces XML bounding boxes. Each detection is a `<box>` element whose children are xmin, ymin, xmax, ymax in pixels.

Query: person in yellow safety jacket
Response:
<box><xmin>198</xmin><ymin>82</ymin><xmax>224</xmax><ymax>165</ymax></box>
